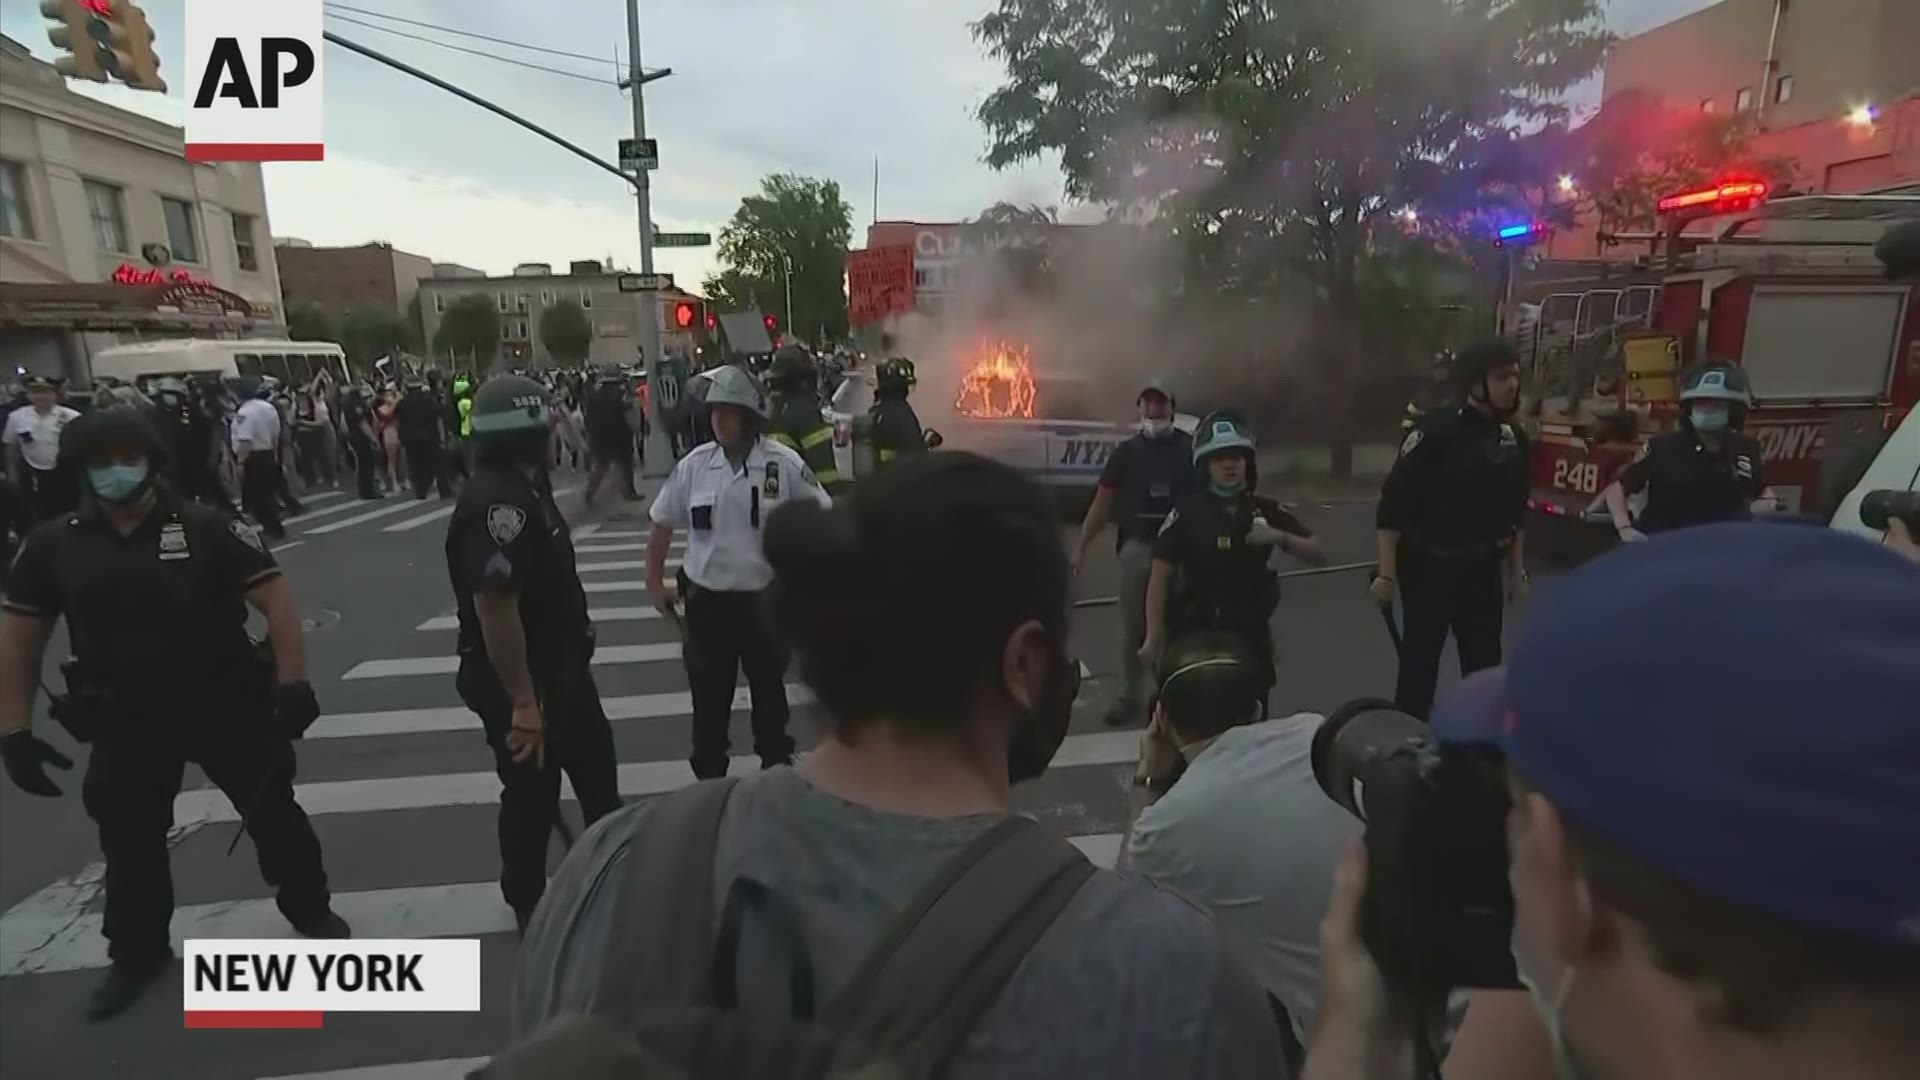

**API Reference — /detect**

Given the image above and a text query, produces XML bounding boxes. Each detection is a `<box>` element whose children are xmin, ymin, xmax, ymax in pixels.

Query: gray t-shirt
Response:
<box><xmin>513</xmin><ymin>765</ymin><xmax>1291</xmax><ymax>1079</ymax></box>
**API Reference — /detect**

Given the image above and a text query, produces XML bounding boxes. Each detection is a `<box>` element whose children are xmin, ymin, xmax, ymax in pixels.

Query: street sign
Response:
<box><xmin>654</xmin><ymin>231</ymin><xmax>712</xmax><ymax>248</ymax></box>
<box><xmin>618</xmin><ymin>137</ymin><xmax>658</xmax><ymax>172</ymax></box>
<box><xmin>617</xmin><ymin>272</ymin><xmax>674</xmax><ymax>292</ymax></box>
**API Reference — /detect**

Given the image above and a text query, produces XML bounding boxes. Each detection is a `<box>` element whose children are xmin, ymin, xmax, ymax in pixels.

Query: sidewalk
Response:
<box><xmin>1259</xmin><ymin>443</ymin><xmax>1395</xmax><ymax>502</ymax></box>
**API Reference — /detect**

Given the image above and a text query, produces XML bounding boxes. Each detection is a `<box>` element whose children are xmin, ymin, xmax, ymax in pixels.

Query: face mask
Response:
<box><xmin>1006</xmin><ymin>644</ymin><xmax>1081</xmax><ymax>784</ymax></box>
<box><xmin>1140</xmin><ymin>416</ymin><xmax>1172</xmax><ymax>437</ymax></box>
<box><xmin>1689</xmin><ymin>406</ymin><xmax>1729</xmax><ymax>433</ymax></box>
<box><xmin>1209</xmin><ymin>479</ymin><xmax>1245</xmax><ymax>497</ymax></box>
<box><xmin>87</xmin><ymin>464</ymin><xmax>151</xmax><ymax>505</ymax></box>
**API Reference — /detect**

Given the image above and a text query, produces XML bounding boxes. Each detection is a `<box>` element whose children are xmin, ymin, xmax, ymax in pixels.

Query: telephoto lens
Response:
<box><xmin>1312</xmin><ymin>699</ymin><xmax>1520</xmax><ymax>996</ymax></box>
<box><xmin>1859</xmin><ymin>489</ymin><xmax>1920</xmax><ymax>532</ymax></box>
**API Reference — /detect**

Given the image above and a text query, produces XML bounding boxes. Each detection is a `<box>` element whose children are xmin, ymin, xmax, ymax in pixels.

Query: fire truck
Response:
<box><xmin>1521</xmin><ymin>186</ymin><xmax>1920</xmax><ymax>562</ymax></box>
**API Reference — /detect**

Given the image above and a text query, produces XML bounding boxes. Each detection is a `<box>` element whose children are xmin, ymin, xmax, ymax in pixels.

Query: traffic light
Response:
<box><xmin>41</xmin><ymin>0</ymin><xmax>165</xmax><ymax>92</ymax></box>
<box><xmin>763</xmin><ymin>313</ymin><xmax>778</xmax><ymax>335</ymax></box>
<box><xmin>109</xmin><ymin>1</ymin><xmax>166</xmax><ymax>93</ymax></box>
<box><xmin>670</xmin><ymin>299</ymin><xmax>707</xmax><ymax>332</ymax></box>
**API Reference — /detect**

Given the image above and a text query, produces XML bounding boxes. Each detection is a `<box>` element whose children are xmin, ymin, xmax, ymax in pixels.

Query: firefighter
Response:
<box><xmin>1139</xmin><ymin>412</ymin><xmax>1326</xmax><ymax>716</ymax></box>
<box><xmin>763</xmin><ymin>344</ymin><xmax>844</xmax><ymax>492</ymax></box>
<box><xmin>1403</xmin><ymin>348</ymin><xmax>1456</xmax><ymax>432</ymax></box>
<box><xmin>1602</xmin><ymin>361</ymin><xmax>1772</xmax><ymax>540</ymax></box>
<box><xmin>1372</xmin><ymin>340</ymin><xmax>1531</xmax><ymax>720</ymax></box>
<box><xmin>867</xmin><ymin>357</ymin><xmax>926</xmax><ymax>468</ymax></box>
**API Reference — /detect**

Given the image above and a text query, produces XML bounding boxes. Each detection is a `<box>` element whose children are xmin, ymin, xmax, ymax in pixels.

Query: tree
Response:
<box><xmin>974</xmin><ymin>0</ymin><xmax>1612</xmax><ymax>473</ymax></box>
<box><xmin>434</xmin><ymin>294</ymin><xmax>499</xmax><ymax>367</ymax></box>
<box><xmin>539</xmin><ymin>298</ymin><xmax>593</xmax><ymax>366</ymax></box>
<box><xmin>703</xmin><ymin>173</ymin><xmax>855</xmax><ymax>343</ymax></box>
<box><xmin>338</xmin><ymin>305</ymin><xmax>409</xmax><ymax>366</ymax></box>
<box><xmin>285</xmin><ymin>301</ymin><xmax>334</xmax><ymax>343</ymax></box>
<box><xmin>969</xmin><ymin>201</ymin><xmax>1059</xmax><ymax>294</ymax></box>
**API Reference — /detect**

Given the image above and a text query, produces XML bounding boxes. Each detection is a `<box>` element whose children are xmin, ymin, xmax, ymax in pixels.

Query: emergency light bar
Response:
<box><xmin>1497</xmin><ymin>224</ymin><xmax>1535</xmax><ymax>240</ymax></box>
<box><xmin>1493</xmin><ymin>221</ymin><xmax>1548</xmax><ymax>248</ymax></box>
<box><xmin>1656</xmin><ymin>180</ymin><xmax>1769</xmax><ymax>216</ymax></box>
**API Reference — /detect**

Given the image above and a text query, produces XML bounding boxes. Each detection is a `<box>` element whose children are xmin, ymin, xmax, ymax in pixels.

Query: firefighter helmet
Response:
<box><xmin>878</xmin><ymin>357</ymin><xmax>918</xmax><ymax>392</ymax></box>
<box><xmin>467</xmin><ymin>374</ymin><xmax>553</xmax><ymax>437</ymax></box>
<box><xmin>766</xmin><ymin>344</ymin><xmax>818</xmax><ymax>390</ymax></box>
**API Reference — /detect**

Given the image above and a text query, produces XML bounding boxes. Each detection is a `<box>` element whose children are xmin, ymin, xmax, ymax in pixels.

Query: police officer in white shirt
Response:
<box><xmin>232</xmin><ymin>378</ymin><xmax>288</xmax><ymax>539</ymax></box>
<box><xmin>3</xmin><ymin>375</ymin><xmax>81</xmax><ymax>522</ymax></box>
<box><xmin>646</xmin><ymin>365</ymin><xmax>830</xmax><ymax>779</ymax></box>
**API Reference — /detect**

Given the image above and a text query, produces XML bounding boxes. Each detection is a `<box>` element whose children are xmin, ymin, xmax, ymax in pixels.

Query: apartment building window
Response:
<box><xmin>83</xmin><ymin>179</ymin><xmax>128</xmax><ymax>252</ymax></box>
<box><xmin>161</xmin><ymin>196</ymin><xmax>201</xmax><ymax>263</ymax></box>
<box><xmin>540</xmin><ymin>289</ymin><xmax>555</xmax><ymax>307</ymax></box>
<box><xmin>1735</xmin><ymin>86</ymin><xmax>1754</xmax><ymax>112</ymax></box>
<box><xmin>497</xmin><ymin>292</ymin><xmax>511</xmax><ymax>313</ymax></box>
<box><xmin>433</xmin><ymin>293</ymin><xmax>445</xmax><ymax>313</ymax></box>
<box><xmin>515</xmin><ymin>293</ymin><xmax>529</xmax><ymax>312</ymax></box>
<box><xmin>1774</xmin><ymin>75</ymin><xmax>1794</xmax><ymax>104</ymax></box>
<box><xmin>231</xmin><ymin>211</ymin><xmax>260</xmax><ymax>271</ymax></box>
<box><xmin>578</xmin><ymin>289</ymin><xmax>593</xmax><ymax>309</ymax></box>
<box><xmin>0</xmin><ymin>160</ymin><xmax>31</xmax><ymax>239</ymax></box>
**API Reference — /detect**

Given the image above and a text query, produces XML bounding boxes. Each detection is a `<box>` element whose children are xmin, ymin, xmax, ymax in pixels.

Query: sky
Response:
<box><xmin>1</xmin><ymin>0</ymin><xmax>1719</xmax><ymax>291</ymax></box>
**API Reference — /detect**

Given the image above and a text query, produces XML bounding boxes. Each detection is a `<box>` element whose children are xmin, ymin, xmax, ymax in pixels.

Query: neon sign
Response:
<box><xmin>112</xmin><ymin>263</ymin><xmax>213</xmax><ymax>288</ymax></box>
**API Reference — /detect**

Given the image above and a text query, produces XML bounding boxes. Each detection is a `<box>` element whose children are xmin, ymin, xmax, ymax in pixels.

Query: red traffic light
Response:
<box><xmin>673</xmin><ymin>302</ymin><xmax>695</xmax><ymax>329</ymax></box>
<box><xmin>763</xmin><ymin>314</ymin><xmax>777</xmax><ymax>331</ymax></box>
<box><xmin>705</xmin><ymin>312</ymin><xmax>717</xmax><ymax>330</ymax></box>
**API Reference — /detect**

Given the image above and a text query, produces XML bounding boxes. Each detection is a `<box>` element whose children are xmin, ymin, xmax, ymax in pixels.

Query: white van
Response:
<box><xmin>89</xmin><ymin>338</ymin><xmax>351</xmax><ymax>390</ymax></box>
<box><xmin>1829</xmin><ymin>407</ymin><xmax>1919</xmax><ymax>547</ymax></box>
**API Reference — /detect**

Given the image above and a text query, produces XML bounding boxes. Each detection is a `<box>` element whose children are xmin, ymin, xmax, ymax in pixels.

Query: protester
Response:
<box><xmin>1304</xmin><ymin>523</ymin><xmax>1920</xmax><ymax>1080</ymax></box>
<box><xmin>510</xmin><ymin>451</ymin><xmax>1292</xmax><ymax>1078</ymax></box>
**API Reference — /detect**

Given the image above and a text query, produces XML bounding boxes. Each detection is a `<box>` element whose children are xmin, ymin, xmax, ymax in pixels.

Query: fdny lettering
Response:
<box><xmin>1059</xmin><ymin>439</ymin><xmax>1117</xmax><ymax>468</ymax></box>
<box><xmin>1752</xmin><ymin>423</ymin><xmax>1824</xmax><ymax>464</ymax></box>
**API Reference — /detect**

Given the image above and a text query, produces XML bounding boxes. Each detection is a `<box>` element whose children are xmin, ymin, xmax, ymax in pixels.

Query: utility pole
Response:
<box><xmin>627</xmin><ymin>0</ymin><xmax>673</xmax><ymax>478</ymax></box>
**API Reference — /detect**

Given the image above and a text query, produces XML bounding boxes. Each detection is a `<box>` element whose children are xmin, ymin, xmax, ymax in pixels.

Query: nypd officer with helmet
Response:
<box><xmin>446</xmin><ymin>373</ymin><xmax>620</xmax><ymax>934</ymax></box>
<box><xmin>0</xmin><ymin>407</ymin><xmax>343</xmax><ymax>1021</ymax></box>
<box><xmin>646</xmin><ymin>365</ymin><xmax>830</xmax><ymax>779</ymax></box>
<box><xmin>1372</xmin><ymin>339</ymin><xmax>1531</xmax><ymax>720</ymax></box>
<box><xmin>1601</xmin><ymin>361</ymin><xmax>1772</xmax><ymax>541</ymax></box>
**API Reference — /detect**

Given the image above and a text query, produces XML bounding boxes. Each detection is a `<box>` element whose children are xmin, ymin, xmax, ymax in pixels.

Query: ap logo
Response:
<box><xmin>185</xmin><ymin>0</ymin><xmax>324</xmax><ymax>162</ymax></box>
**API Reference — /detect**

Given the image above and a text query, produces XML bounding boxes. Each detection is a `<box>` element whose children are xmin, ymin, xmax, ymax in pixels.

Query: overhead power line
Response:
<box><xmin>323</xmin><ymin>3</ymin><xmax>615</xmax><ymax>67</ymax></box>
<box><xmin>323</xmin><ymin>12</ymin><xmax>616</xmax><ymax>86</ymax></box>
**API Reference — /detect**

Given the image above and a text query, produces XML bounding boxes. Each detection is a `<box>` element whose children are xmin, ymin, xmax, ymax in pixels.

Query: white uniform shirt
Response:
<box><xmin>3</xmin><ymin>404</ymin><xmax>79</xmax><ymax>472</ymax></box>
<box><xmin>650</xmin><ymin>437</ymin><xmax>830</xmax><ymax>591</ymax></box>
<box><xmin>232</xmin><ymin>398</ymin><xmax>282</xmax><ymax>455</ymax></box>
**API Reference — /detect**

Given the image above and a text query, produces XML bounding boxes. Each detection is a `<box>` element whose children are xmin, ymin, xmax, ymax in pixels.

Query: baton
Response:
<box><xmin>228</xmin><ymin>741</ymin><xmax>295</xmax><ymax>857</ymax></box>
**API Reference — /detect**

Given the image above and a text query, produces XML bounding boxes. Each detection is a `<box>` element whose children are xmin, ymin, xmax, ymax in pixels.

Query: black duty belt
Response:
<box><xmin>1410</xmin><ymin>538</ymin><xmax>1511</xmax><ymax>561</ymax></box>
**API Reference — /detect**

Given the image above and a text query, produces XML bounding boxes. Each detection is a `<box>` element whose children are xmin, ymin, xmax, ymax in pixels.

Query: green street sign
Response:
<box><xmin>654</xmin><ymin>232</ymin><xmax>712</xmax><ymax>248</ymax></box>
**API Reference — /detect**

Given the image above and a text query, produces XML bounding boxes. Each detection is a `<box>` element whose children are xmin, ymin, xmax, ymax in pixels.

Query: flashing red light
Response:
<box><xmin>673</xmin><ymin>301</ymin><xmax>695</xmax><ymax>329</ymax></box>
<box><xmin>705</xmin><ymin>312</ymin><xmax>717</xmax><ymax>330</ymax></box>
<box><xmin>1656</xmin><ymin>180</ymin><xmax>1769</xmax><ymax>215</ymax></box>
<box><xmin>763</xmin><ymin>314</ymin><xmax>777</xmax><ymax>333</ymax></box>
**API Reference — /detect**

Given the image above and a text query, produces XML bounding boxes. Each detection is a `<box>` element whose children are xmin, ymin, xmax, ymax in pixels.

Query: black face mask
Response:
<box><xmin>1006</xmin><ymin>643</ymin><xmax>1082</xmax><ymax>785</ymax></box>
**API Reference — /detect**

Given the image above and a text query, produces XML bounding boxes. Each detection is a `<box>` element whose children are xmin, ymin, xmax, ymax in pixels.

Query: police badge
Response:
<box><xmin>764</xmin><ymin>461</ymin><xmax>781</xmax><ymax>499</ymax></box>
<box><xmin>487</xmin><ymin>504</ymin><xmax>527</xmax><ymax>546</ymax></box>
<box><xmin>226</xmin><ymin>519</ymin><xmax>263</xmax><ymax>553</ymax></box>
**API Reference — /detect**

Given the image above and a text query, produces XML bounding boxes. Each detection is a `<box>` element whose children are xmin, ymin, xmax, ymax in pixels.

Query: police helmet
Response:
<box><xmin>467</xmin><ymin>373</ymin><xmax>553</xmax><ymax>438</ymax></box>
<box><xmin>1192</xmin><ymin>410</ymin><xmax>1256</xmax><ymax>464</ymax></box>
<box><xmin>703</xmin><ymin>365</ymin><xmax>769</xmax><ymax>418</ymax></box>
<box><xmin>1453</xmin><ymin>340</ymin><xmax>1521</xmax><ymax>393</ymax></box>
<box><xmin>1679</xmin><ymin>361</ymin><xmax>1751</xmax><ymax>405</ymax></box>
<box><xmin>58</xmin><ymin>403</ymin><xmax>168</xmax><ymax>472</ymax></box>
<box><xmin>1137</xmin><ymin>378</ymin><xmax>1176</xmax><ymax>408</ymax></box>
<box><xmin>766</xmin><ymin>345</ymin><xmax>818</xmax><ymax>390</ymax></box>
<box><xmin>877</xmin><ymin>357</ymin><xmax>918</xmax><ymax>392</ymax></box>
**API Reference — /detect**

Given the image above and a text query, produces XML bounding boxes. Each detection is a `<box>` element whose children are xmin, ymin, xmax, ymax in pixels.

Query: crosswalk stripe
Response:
<box><xmin>259</xmin><ymin>1060</ymin><xmax>488</xmax><ymax>1080</ymax></box>
<box><xmin>577</xmin><ymin>528</ymin><xmax>646</xmax><ymax>539</ymax></box>
<box><xmin>576</xmin><ymin>559</ymin><xmax>645</xmax><ymax>572</ymax></box>
<box><xmin>307</xmin><ymin>684</ymin><xmax>814</xmax><ymax>739</ymax></box>
<box><xmin>305</xmin><ymin>487</ymin><xmax>578</xmax><ymax>537</ymax></box>
<box><xmin>342</xmin><ymin>641</ymin><xmax>680</xmax><ymax>680</ymax></box>
<box><xmin>571</xmin><ymin>522</ymin><xmax>604</xmax><ymax>539</ymax></box>
<box><xmin>284</xmin><ymin>495</ymin><xmax>381</xmax><ymax>526</ymax></box>
<box><xmin>573</xmin><ymin>542</ymin><xmax>645</xmax><ymax>554</ymax></box>
<box><xmin>583</xmin><ymin>575</ymin><xmax>673</xmax><ymax>594</ymax></box>
<box><xmin>415</xmin><ymin>606</ymin><xmax>662</xmax><ymax>631</ymax></box>
<box><xmin>171</xmin><ymin>731</ymin><xmax>1137</xmax><ymax>825</ymax></box>
<box><xmin>297</xmin><ymin>490</ymin><xmax>352</xmax><ymax>508</ymax></box>
<box><xmin>6</xmin><ymin>834</ymin><xmax>1124</xmax><ymax>976</ymax></box>
<box><xmin>381</xmin><ymin>502</ymin><xmax>458</xmax><ymax>533</ymax></box>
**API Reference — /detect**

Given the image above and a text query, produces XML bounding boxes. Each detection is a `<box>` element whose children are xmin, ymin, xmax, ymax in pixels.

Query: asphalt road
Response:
<box><xmin>0</xmin><ymin>471</ymin><xmax>1514</xmax><ymax>1080</ymax></box>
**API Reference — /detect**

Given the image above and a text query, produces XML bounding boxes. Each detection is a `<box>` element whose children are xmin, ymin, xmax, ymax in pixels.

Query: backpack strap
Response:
<box><xmin>593</xmin><ymin>776</ymin><xmax>742</xmax><ymax>1016</ymax></box>
<box><xmin>823</xmin><ymin>815</ymin><xmax>1095</xmax><ymax>1075</ymax></box>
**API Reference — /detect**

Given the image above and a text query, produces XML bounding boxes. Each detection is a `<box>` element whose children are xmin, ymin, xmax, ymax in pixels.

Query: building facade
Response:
<box><xmin>274</xmin><ymin>241</ymin><xmax>435</xmax><ymax>323</ymax></box>
<box><xmin>418</xmin><ymin>261</ymin><xmax>678</xmax><ymax>370</ymax></box>
<box><xmin>0</xmin><ymin>35</ymin><xmax>285</xmax><ymax>383</ymax></box>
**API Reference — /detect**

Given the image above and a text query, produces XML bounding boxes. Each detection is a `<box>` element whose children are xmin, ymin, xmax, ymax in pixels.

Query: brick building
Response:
<box><xmin>274</xmin><ymin>240</ymin><xmax>435</xmax><ymax>322</ymax></box>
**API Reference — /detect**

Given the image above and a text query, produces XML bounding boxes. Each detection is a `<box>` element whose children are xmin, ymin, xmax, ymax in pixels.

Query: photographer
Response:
<box><xmin>1126</xmin><ymin>629</ymin><xmax>1361</xmax><ymax>1058</ymax></box>
<box><xmin>1306</xmin><ymin>523</ymin><xmax>1920</xmax><ymax>1080</ymax></box>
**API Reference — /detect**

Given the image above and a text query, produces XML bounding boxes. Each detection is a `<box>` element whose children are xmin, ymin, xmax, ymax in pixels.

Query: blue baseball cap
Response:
<box><xmin>1433</xmin><ymin>522</ymin><xmax>1920</xmax><ymax>949</ymax></box>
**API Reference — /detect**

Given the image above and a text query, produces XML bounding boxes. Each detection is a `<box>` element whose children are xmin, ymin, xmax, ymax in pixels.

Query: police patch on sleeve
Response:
<box><xmin>1158</xmin><ymin>507</ymin><xmax>1180</xmax><ymax>535</ymax></box>
<box><xmin>1399</xmin><ymin>429</ymin><xmax>1423</xmax><ymax>456</ymax></box>
<box><xmin>487</xmin><ymin>503</ymin><xmax>527</xmax><ymax>546</ymax></box>
<box><xmin>228</xmin><ymin>518</ymin><xmax>265</xmax><ymax>553</ymax></box>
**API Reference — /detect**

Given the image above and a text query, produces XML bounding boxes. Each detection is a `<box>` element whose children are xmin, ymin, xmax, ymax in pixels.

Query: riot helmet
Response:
<box><xmin>1193</xmin><ymin>410</ymin><xmax>1257</xmax><ymax>494</ymax></box>
<box><xmin>59</xmin><ymin>406</ymin><xmax>169</xmax><ymax>505</ymax></box>
<box><xmin>1453</xmin><ymin>339</ymin><xmax>1522</xmax><ymax>418</ymax></box>
<box><xmin>468</xmin><ymin>373</ymin><xmax>553</xmax><ymax>469</ymax></box>
<box><xmin>703</xmin><ymin>365</ymin><xmax>769</xmax><ymax>418</ymax></box>
<box><xmin>1678</xmin><ymin>361</ymin><xmax>1752</xmax><ymax>435</ymax></box>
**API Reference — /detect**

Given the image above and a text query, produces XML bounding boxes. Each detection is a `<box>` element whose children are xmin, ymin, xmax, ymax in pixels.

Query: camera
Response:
<box><xmin>1860</xmin><ymin>489</ymin><xmax>1919</xmax><ymax>533</ymax></box>
<box><xmin>1312</xmin><ymin>699</ymin><xmax>1519</xmax><ymax>995</ymax></box>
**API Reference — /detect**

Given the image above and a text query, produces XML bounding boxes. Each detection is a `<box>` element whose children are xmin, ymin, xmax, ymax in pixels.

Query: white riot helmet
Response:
<box><xmin>702</xmin><ymin>365</ymin><xmax>768</xmax><ymax>418</ymax></box>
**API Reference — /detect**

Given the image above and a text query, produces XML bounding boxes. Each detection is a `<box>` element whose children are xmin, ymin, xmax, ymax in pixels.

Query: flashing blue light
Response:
<box><xmin>1497</xmin><ymin>223</ymin><xmax>1534</xmax><ymax>240</ymax></box>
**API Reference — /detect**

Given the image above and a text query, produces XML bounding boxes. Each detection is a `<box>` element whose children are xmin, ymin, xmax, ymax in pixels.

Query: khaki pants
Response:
<box><xmin>1115</xmin><ymin>538</ymin><xmax>1155</xmax><ymax>713</ymax></box>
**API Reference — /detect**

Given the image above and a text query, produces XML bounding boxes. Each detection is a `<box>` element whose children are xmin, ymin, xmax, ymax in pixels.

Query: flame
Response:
<box><xmin>954</xmin><ymin>339</ymin><xmax>1037</xmax><ymax>419</ymax></box>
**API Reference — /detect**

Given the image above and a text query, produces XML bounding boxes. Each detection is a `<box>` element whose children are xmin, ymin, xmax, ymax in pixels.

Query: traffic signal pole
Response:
<box><xmin>627</xmin><ymin>0</ymin><xmax>673</xmax><ymax>478</ymax></box>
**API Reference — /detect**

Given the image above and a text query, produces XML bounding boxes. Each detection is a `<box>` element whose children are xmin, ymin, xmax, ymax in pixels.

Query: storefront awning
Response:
<box><xmin>0</xmin><ymin>279</ymin><xmax>257</xmax><ymax>331</ymax></box>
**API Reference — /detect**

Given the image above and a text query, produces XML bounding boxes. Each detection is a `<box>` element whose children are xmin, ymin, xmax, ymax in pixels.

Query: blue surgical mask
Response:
<box><xmin>87</xmin><ymin>464</ymin><xmax>150</xmax><ymax>504</ymax></box>
<box><xmin>1690</xmin><ymin>406</ymin><xmax>1729</xmax><ymax>434</ymax></box>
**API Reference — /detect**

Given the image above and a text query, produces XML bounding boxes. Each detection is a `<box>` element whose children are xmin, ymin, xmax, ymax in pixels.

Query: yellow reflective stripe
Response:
<box><xmin>877</xmin><ymin>448</ymin><xmax>897</xmax><ymax>462</ymax></box>
<box><xmin>799</xmin><ymin>426</ymin><xmax>834</xmax><ymax>449</ymax></box>
<box><xmin>770</xmin><ymin>432</ymin><xmax>799</xmax><ymax>449</ymax></box>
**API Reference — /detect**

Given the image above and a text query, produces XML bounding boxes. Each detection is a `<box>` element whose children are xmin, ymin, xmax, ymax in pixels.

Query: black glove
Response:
<box><xmin>1</xmin><ymin>730</ymin><xmax>74</xmax><ymax>798</ymax></box>
<box><xmin>273</xmin><ymin>680</ymin><xmax>321</xmax><ymax>740</ymax></box>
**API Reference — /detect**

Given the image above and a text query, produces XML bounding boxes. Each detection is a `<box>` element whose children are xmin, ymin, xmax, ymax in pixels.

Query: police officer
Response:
<box><xmin>1372</xmin><ymin>339</ymin><xmax>1532</xmax><ymax>720</ymax></box>
<box><xmin>445</xmin><ymin>373</ymin><xmax>620</xmax><ymax>934</ymax></box>
<box><xmin>1404</xmin><ymin>348</ymin><xmax>1456</xmax><ymax>432</ymax></box>
<box><xmin>1071</xmin><ymin>378</ymin><xmax>1198</xmax><ymax>726</ymax></box>
<box><xmin>1601</xmin><ymin>361</ymin><xmax>1771</xmax><ymax>540</ymax></box>
<box><xmin>4</xmin><ymin>374</ymin><xmax>80</xmax><ymax>522</ymax></box>
<box><xmin>867</xmin><ymin>356</ymin><xmax>927</xmax><ymax>468</ymax></box>
<box><xmin>233</xmin><ymin>377</ymin><xmax>291</xmax><ymax>539</ymax></box>
<box><xmin>582</xmin><ymin>367</ymin><xmax>637</xmax><ymax>506</ymax></box>
<box><xmin>645</xmin><ymin>365</ymin><xmax>830</xmax><ymax>779</ymax></box>
<box><xmin>339</xmin><ymin>381</ymin><xmax>382</xmax><ymax>501</ymax></box>
<box><xmin>395</xmin><ymin>376</ymin><xmax>451</xmax><ymax>500</ymax></box>
<box><xmin>0</xmin><ymin>408</ymin><xmax>343</xmax><ymax>1021</ymax></box>
<box><xmin>763</xmin><ymin>344</ymin><xmax>844</xmax><ymax>493</ymax></box>
<box><xmin>1139</xmin><ymin>412</ymin><xmax>1326</xmax><ymax>716</ymax></box>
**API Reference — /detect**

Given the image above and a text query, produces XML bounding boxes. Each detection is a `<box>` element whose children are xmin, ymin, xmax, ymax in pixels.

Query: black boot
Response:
<box><xmin>86</xmin><ymin>953</ymin><xmax>172</xmax><ymax>1022</ymax></box>
<box><xmin>289</xmin><ymin>909</ymin><xmax>352</xmax><ymax>939</ymax></box>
